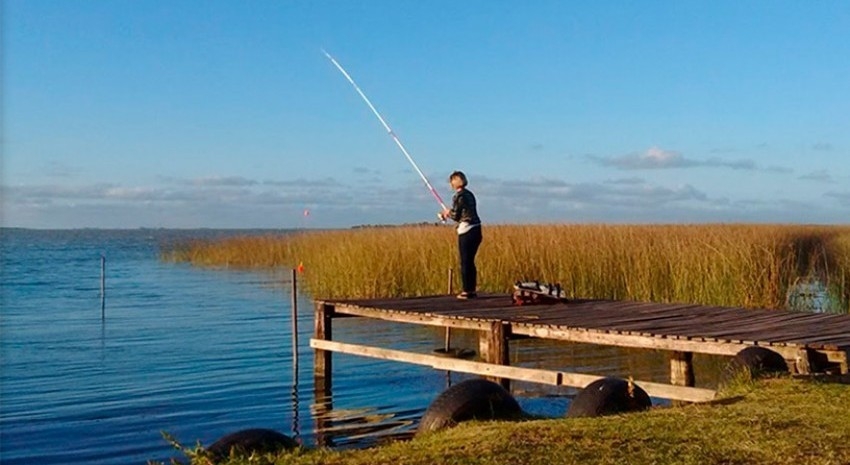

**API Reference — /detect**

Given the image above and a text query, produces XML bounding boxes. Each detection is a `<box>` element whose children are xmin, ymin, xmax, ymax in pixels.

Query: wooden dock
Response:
<box><xmin>310</xmin><ymin>294</ymin><xmax>850</xmax><ymax>404</ymax></box>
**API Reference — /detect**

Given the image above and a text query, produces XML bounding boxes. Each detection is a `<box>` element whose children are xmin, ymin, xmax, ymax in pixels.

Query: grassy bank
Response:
<box><xmin>161</xmin><ymin>377</ymin><xmax>850</xmax><ymax>465</ymax></box>
<box><xmin>163</xmin><ymin>224</ymin><xmax>850</xmax><ymax>311</ymax></box>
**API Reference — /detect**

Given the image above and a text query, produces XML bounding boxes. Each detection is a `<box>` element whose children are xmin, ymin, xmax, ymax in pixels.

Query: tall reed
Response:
<box><xmin>163</xmin><ymin>224</ymin><xmax>850</xmax><ymax>311</ymax></box>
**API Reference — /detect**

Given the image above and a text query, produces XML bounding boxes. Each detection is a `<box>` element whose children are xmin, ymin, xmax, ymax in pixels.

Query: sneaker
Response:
<box><xmin>456</xmin><ymin>292</ymin><xmax>477</xmax><ymax>299</ymax></box>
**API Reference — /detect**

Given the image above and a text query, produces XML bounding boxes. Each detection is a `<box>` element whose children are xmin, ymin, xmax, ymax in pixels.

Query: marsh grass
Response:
<box><xmin>163</xmin><ymin>224</ymin><xmax>850</xmax><ymax>310</ymax></box>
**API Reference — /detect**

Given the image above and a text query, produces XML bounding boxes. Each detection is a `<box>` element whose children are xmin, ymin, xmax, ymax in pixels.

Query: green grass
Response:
<box><xmin>158</xmin><ymin>377</ymin><xmax>850</xmax><ymax>465</ymax></box>
<box><xmin>163</xmin><ymin>224</ymin><xmax>850</xmax><ymax>311</ymax></box>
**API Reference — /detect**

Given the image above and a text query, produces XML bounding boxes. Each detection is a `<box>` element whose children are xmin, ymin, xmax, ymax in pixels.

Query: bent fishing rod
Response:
<box><xmin>322</xmin><ymin>49</ymin><xmax>449</xmax><ymax>213</ymax></box>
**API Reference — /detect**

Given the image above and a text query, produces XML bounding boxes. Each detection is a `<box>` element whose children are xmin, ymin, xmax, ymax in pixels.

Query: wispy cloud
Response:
<box><xmin>261</xmin><ymin>177</ymin><xmax>341</xmax><ymax>188</ymax></box>
<box><xmin>605</xmin><ymin>177</ymin><xmax>645</xmax><ymax>185</ymax></box>
<box><xmin>353</xmin><ymin>166</ymin><xmax>382</xmax><ymax>175</ymax></box>
<box><xmin>1</xmin><ymin>173</ymin><xmax>444</xmax><ymax>228</ymax></box>
<box><xmin>4</xmin><ymin>172</ymin><xmax>847</xmax><ymax>228</ymax></box>
<box><xmin>478</xmin><ymin>175</ymin><xmax>713</xmax><ymax>212</ymax></box>
<box><xmin>587</xmin><ymin>147</ymin><xmax>692</xmax><ymax>169</ymax></box>
<box><xmin>812</xmin><ymin>142</ymin><xmax>834</xmax><ymax>152</ymax></box>
<box><xmin>192</xmin><ymin>176</ymin><xmax>258</xmax><ymax>187</ymax></box>
<box><xmin>586</xmin><ymin>146</ymin><xmax>773</xmax><ymax>172</ymax></box>
<box><xmin>42</xmin><ymin>160</ymin><xmax>81</xmax><ymax>179</ymax></box>
<box><xmin>799</xmin><ymin>170</ymin><xmax>834</xmax><ymax>183</ymax></box>
<box><xmin>825</xmin><ymin>191</ymin><xmax>850</xmax><ymax>207</ymax></box>
<box><xmin>765</xmin><ymin>166</ymin><xmax>794</xmax><ymax>174</ymax></box>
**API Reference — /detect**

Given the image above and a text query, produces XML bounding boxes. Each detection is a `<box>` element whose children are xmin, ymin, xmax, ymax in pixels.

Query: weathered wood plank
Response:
<box><xmin>321</xmin><ymin>295</ymin><xmax>850</xmax><ymax>354</ymax></box>
<box><xmin>513</xmin><ymin>323</ymin><xmax>746</xmax><ymax>355</ymax></box>
<box><xmin>309</xmin><ymin>339</ymin><xmax>716</xmax><ymax>402</ymax></box>
<box><xmin>331</xmin><ymin>304</ymin><xmax>494</xmax><ymax>330</ymax></box>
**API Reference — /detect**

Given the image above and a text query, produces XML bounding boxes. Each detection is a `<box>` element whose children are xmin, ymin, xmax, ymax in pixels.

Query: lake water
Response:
<box><xmin>0</xmin><ymin>229</ymin><xmax>728</xmax><ymax>464</ymax></box>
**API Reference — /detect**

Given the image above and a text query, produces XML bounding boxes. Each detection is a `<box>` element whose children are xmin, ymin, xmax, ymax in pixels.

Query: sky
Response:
<box><xmin>3</xmin><ymin>1</ymin><xmax>849</xmax><ymax>229</ymax></box>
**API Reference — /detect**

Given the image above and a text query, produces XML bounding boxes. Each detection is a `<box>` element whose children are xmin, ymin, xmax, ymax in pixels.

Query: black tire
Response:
<box><xmin>721</xmin><ymin>347</ymin><xmax>789</xmax><ymax>385</ymax></box>
<box><xmin>416</xmin><ymin>378</ymin><xmax>522</xmax><ymax>435</ymax></box>
<box><xmin>566</xmin><ymin>377</ymin><xmax>652</xmax><ymax>418</ymax></box>
<box><xmin>207</xmin><ymin>428</ymin><xmax>298</xmax><ymax>459</ymax></box>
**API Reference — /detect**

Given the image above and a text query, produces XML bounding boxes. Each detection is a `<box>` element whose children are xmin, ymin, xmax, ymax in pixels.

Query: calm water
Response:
<box><xmin>0</xmin><ymin>229</ymin><xmax>726</xmax><ymax>464</ymax></box>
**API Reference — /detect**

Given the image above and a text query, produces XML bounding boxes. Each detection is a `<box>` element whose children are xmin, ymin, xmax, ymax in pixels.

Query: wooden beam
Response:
<box><xmin>309</xmin><ymin>339</ymin><xmax>716</xmax><ymax>403</ymax></box>
<box><xmin>330</xmin><ymin>304</ymin><xmax>494</xmax><ymax>331</ymax></box>
<box><xmin>511</xmin><ymin>324</ymin><xmax>809</xmax><ymax>359</ymax></box>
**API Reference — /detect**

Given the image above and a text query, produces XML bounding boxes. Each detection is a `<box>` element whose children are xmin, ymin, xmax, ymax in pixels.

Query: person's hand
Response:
<box><xmin>439</xmin><ymin>209</ymin><xmax>451</xmax><ymax>220</ymax></box>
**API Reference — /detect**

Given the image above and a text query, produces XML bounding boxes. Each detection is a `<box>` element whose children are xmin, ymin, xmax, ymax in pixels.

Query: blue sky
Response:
<box><xmin>3</xmin><ymin>1</ymin><xmax>849</xmax><ymax>228</ymax></box>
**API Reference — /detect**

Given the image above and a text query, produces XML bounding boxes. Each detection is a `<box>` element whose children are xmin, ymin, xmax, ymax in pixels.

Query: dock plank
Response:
<box><xmin>319</xmin><ymin>295</ymin><xmax>850</xmax><ymax>353</ymax></box>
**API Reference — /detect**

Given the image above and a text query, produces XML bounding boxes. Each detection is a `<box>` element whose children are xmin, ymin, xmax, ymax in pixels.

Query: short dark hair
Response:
<box><xmin>449</xmin><ymin>171</ymin><xmax>468</xmax><ymax>187</ymax></box>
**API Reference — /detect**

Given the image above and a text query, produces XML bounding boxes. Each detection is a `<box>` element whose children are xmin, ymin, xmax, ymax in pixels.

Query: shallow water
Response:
<box><xmin>0</xmin><ymin>229</ymin><xmax>728</xmax><ymax>464</ymax></box>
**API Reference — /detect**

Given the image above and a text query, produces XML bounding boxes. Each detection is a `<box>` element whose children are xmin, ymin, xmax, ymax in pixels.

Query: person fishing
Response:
<box><xmin>440</xmin><ymin>171</ymin><xmax>482</xmax><ymax>299</ymax></box>
<box><xmin>324</xmin><ymin>52</ymin><xmax>484</xmax><ymax>298</ymax></box>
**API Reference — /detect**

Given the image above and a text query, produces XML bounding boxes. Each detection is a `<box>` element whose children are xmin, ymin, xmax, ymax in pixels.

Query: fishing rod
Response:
<box><xmin>322</xmin><ymin>49</ymin><xmax>449</xmax><ymax>212</ymax></box>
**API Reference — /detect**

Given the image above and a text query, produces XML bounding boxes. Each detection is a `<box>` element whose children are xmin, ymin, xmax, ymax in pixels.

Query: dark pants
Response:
<box><xmin>458</xmin><ymin>226</ymin><xmax>483</xmax><ymax>293</ymax></box>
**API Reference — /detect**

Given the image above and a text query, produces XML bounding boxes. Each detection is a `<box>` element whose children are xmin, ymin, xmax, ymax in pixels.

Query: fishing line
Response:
<box><xmin>322</xmin><ymin>49</ymin><xmax>449</xmax><ymax>212</ymax></box>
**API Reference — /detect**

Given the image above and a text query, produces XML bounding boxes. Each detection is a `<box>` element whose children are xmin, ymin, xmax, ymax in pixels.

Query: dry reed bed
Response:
<box><xmin>163</xmin><ymin>224</ymin><xmax>850</xmax><ymax>311</ymax></box>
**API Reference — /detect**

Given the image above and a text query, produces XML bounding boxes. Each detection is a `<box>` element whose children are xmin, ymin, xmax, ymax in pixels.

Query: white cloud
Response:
<box><xmin>3</xmin><ymin>173</ymin><xmax>847</xmax><ymax>228</ymax></box>
<box><xmin>588</xmin><ymin>147</ymin><xmax>693</xmax><ymax>169</ymax></box>
<box><xmin>587</xmin><ymin>146</ymin><xmax>787</xmax><ymax>172</ymax></box>
<box><xmin>477</xmin><ymin>176</ymin><xmax>711</xmax><ymax>213</ymax></box>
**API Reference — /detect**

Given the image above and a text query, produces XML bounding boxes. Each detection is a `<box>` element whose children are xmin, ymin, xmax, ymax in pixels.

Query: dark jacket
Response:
<box><xmin>449</xmin><ymin>188</ymin><xmax>481</xmax><ymax>225</ymax></box>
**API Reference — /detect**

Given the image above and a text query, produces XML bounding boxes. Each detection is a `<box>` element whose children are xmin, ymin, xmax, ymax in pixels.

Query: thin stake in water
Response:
<box><xmin>291</xmin><ymin>268</ymin><xmax>299</xmax><ymax>369</ymax></box>
<box><xmin>100</xmin><ymin>255</ymin><xmax>106</xmax><ymax>320</ymax></box>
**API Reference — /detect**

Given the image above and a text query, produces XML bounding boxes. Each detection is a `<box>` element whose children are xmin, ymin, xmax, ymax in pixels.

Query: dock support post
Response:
<box><xmin>313</xmin><ymin>302</ymin><xmax>334</xmax><ymax>447</ymax></box>
<box><xmin>670</xmin><ymin>351</ymin><xmax>695</xmax><ymax>387</ymax></box>
<box><xmin>445</xmin><ymin>268</ymin><xmax>453</xmax><ymax>354</ymax></box>
<box><xmin>479</xmin><ymin>321</ymin><xmax>511</xmax><ymax>390</ymax></box>
<box><xmin>314</xmin><ymin>302</ymin><xmax>334</xmax><ymax>384</ymax></box>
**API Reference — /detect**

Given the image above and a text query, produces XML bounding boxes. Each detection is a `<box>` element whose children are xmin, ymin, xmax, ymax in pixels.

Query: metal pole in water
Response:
<box><xmin>100</xmin><ymin>255</ymin><xmax>106</xmax><ymax>320</ymax></box>
<box><xmin>291</xmin><ymin>269</ymin><xmax>299</xmax><ymax>369</ymax></box>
